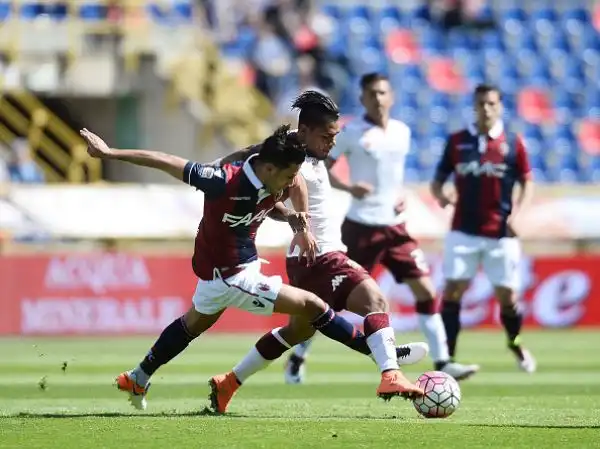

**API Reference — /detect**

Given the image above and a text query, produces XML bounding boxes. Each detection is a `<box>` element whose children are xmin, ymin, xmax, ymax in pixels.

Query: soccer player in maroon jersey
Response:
<box><xmin>430</xmin><ymin>84</ymin><xmax>536</xmax><ymax>374</ymax></box>
<box><xmin>285</xmin><ymin>74</ymin><xmax>477</xmax><ymax>383</ymax></box>
<box><xmin>80</xmin><ymin>124</ymin><xmax>423</xmax><ymax>411</ymax></box>
<box><xmin>206</xmin><ymin>91</ymin><xmax>429</xmax><ymax>414</ymax></box>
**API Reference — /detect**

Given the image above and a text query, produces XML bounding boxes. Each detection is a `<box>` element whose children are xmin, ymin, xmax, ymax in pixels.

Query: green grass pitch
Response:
<box><xmin>0</xmin><ymin>330</ymin><xmax>598</xmax><ymax>448</ymax></box>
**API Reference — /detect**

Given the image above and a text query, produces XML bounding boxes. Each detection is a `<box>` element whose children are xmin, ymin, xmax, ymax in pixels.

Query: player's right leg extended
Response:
<box><xmin>210</xmin><ymin>283</ymin><xmax>424</xmax><ymax>413</ymax></box>
<box><xmin>116</xmin><ymin>307</ymin><xmax>222</xmax><ymax>410</ymax></box>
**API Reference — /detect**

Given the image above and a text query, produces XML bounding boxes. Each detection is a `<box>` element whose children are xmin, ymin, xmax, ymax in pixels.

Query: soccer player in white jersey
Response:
<box><xmin>207</xmin><ymin>91</ymin><xmax>429</xmax><ymax>414</ymax></box>
<box><xmin>284</xmin><ymin>73</ymin><xmax>478</xmax><ymax>382</ymax></box>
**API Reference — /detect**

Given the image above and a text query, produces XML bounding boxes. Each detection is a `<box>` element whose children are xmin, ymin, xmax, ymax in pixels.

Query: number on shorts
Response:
<box><xmin>410</xmin><ymin>249</ymin><xmax>429</xmax><ymax>274</ymax></box>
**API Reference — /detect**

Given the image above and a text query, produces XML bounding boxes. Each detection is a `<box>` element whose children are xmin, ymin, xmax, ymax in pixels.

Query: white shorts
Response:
<box><xmin>192</xmin><ymin>260</ymin><xmax>283</xmax><ymax>316</ymax></box>
<box><xmin>442</xmin><ymin>231</ymin><xmax>521</xmax><ymax>289</ymax></box>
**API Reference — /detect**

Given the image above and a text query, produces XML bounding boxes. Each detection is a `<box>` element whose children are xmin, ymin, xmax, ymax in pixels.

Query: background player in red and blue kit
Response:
<box><xmin>80</xmin><ymin>125</ymin><xmax>423</xmax><ymax>411</ymax></box>
<box><xmin>430</xmin><ymin>84</ymin><xmax>536</xmax><ymax>375</ymax></box>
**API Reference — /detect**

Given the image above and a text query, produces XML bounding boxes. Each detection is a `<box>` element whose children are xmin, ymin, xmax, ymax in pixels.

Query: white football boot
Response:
<box><xmin>440</xmin><ymin>361</ymin><xmax>481</xmax><ymax>381</ymax></box>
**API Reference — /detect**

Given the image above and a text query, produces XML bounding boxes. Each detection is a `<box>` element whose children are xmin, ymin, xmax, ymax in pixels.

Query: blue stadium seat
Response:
<box><xmin>501</xmin><ymin>7</ymin><xmax>527</xmax><ymax>35</ymax></box>
<box><xmin>0</xmin><ymin>2</ymin><xmax>11</xmax><ymax>21</ymax></box>
<box><xmin>561</xmin><ymin>7</ymin><xmax>590</xmax><ymax>37</ymax></box>
<box><xmin>20</xmin><ymin>3</ymin><xmax>43</xmax><ymax>19</ymax></box>
<box><xmin>371</xmin><ymin>5</ymin><xmax>401</xmax><ymax>36</ymax></box>
<box><xmin>45</xmin><ymin>3</ymin><xmax>68</xmax><ymax>21</ymax></box>
<box><xmin>79</xmin><ymin>3</ymin><xmax>106</xmax><ymax>21</ymax></box>
<box><xmin>529</xmin><ymin>7</ymin><xmax>558</xmax><ymax>36</ymax></box>
<box><xmin>173</xmin><ymin>1</ymin><xmax>192</xmax><ymax>20</ymax></box>
<box><xmin>321</xmin><ymin>4</ymin><xmax>341</xmax><ymax>18</ymax></box>
<box><xmin>405</xmin><ymin>5</ymin><xmax>431</xmax><ymax>29</ymax></box>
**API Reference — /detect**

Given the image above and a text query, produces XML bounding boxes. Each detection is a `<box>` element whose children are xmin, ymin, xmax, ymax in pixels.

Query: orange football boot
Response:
<box><xmin>208</xmin><ymin>372</ymin><xmax>240</xmax><ymax>414</ymax></box>
<box><xmin>115</xmin><ymin>371</ymin><xmax>150</xmax><ymax>410</ymax></box>
<box><xmin>376</xmin><ymin>370</ymin><xmax>424</xmax><ymax>401</ymax></box>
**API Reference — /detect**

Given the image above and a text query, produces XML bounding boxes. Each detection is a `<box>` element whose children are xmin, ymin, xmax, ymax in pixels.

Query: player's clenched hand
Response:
<box><xmin>80</xmin><ymin>128</ymin><xmax>113</xmax><ymax>159</ymax></box>
<box><xmin>349</xmin><ymin>182</ymin><xmax>373</xmax><ymax>199</ymax></box>
<box><xmin>290</xmin><ymin>230</ymin><xmax>318</xmax><ymax>265</ymax></box>
<box><xmin>435</xmin><ymin>191</ymin><xmax>456</xmax><ymax>209</ymax></box>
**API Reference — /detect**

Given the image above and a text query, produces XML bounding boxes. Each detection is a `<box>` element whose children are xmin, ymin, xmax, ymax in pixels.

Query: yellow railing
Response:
<box><xmin>0</xmin><ymin>92</ymin><xmax>101</xmax><ymax>182</ymax></box>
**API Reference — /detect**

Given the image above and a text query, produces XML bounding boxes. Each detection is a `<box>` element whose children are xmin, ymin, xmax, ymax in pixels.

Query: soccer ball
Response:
<box><xmin>412</xmin><ymin>371</ymin><xmax>461</xmax><ymax>418</ymax></box>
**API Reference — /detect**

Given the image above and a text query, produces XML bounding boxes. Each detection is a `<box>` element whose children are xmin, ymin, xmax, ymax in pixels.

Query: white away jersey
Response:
<box><xmin>329</xmin><ymin>117</ymin><xmax>411</xmax><ymax>226</ymax></box>
<box><xmin>285</xmin><ymin>156</ymin><xmax>346</xmax><ymax>258</ymax></box>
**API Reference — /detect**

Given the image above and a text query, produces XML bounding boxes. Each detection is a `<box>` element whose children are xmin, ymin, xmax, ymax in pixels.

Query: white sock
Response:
<box><xmin>293</xmin><ymin>337</ymin><xmax>315</xmax><ymax>359</ymax></box>
<box><xmin>233</xmin><ymin>327</ymin><xmax>291</xmax><ymax>384</ymax></box>
<box><xmin>131</xmin><ymin>365</ymin><xmax>151</xmax><ymax>387</ymax></box>
<box><xmin>366</xmin><ymin>327</ymin><xmax>399</xmax><ymax>372</ymax></box>
<box><xmin>418</xmin><ymin>313</ymin><xmax>450</xmax><ymax>363</ymax></box>
<box><xmin>232</xmin><ymin>347</ymin><xmax>271</xmax><ymax>384</ymax></box>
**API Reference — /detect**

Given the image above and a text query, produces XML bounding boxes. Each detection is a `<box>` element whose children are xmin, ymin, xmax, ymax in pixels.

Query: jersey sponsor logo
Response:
<box><xmin>222</xmin><ymin>208</ymin><xmax>272</xmax><ymax>227</ymax></box>
<box><xmin>229</xmin><ymin>196</ymin><xmax>251</xmax><ymax>201</ymax></box>
<box><xmin>257</xmin><ymin>282</ymin><xmax>270</xmax><ymax>292</ymax></box>
<box><xmin>456</xmin><ymin>161</ymin><xmax>507</xmax><ymax>178</ymax></box>
<box><xmin>200</xmin><ymin>166</ymin><xmax>223</xmax><ymax>179</ymax></box>
<box><xmin>331</xmin><ymin>275</ymin><xmax>347</xmax><ymax>292</ymax></box>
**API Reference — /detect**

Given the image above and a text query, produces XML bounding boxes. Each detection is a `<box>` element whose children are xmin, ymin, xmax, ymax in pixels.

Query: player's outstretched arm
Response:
<box><xmin>80</xmin><ymin>128</ymin><xmax>188</xmax><ymax>181</ymax></box>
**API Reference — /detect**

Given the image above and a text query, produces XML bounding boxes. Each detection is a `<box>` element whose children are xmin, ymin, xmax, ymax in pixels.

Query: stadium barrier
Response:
<box><xmin>0</xmin><ymin>252</ymin><xmax>598</xmax><ymax>336</ymax></box>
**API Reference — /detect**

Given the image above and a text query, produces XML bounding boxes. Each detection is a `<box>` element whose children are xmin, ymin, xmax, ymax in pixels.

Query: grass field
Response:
<box><xmin>0</xmin><ymin>330</ymin><xmax>598</xmax><ymax>448</ymax></box>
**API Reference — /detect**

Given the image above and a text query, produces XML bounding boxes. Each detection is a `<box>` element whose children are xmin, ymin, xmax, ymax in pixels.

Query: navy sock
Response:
<box><xmin>139</xmin><ymin>316</ymin><xmax>197</xmax><ymax>376</ymax></box>
<box><xmin>311</xmin><ymin>308</ymin><xmax>369</xmax><ymax>352</ymax></box>
<box><xmin>441</xmin><ymin>301</ymin><xmax>461</xmax><ymax>359</ymax></box>
<box><xmin>500</xmin><ymin>303</ymin><xmax>523</xmax><ymax>344</ymax></box>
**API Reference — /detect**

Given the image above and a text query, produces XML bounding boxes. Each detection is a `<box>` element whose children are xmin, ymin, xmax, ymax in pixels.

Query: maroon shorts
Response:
<box><xmin>341</xmin><ymin>219</ymin><xmax>429</xmax><ymax>283</ymax></box>
<box><xmin>286</xmin><ymin>251</ymin><xmax>370</xmax><ymax>311</ymax></box>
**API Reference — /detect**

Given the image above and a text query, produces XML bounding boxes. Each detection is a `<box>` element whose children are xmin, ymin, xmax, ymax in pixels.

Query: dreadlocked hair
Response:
<box><xmin>292</xmin><ymin>90</ymin><xmax>340</xmax><ymax>128</ymax></box>
<box><xmin>258</xmin><ymin>123</ymin><xmax>306</xmax><ymax>168</ymax></box>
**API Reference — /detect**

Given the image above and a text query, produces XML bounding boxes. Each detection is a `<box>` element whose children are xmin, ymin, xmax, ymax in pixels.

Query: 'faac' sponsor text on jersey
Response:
<box><xmin>434</xmin><ymin>122</ymin><xmax>532</xmax><ymax>238</ymax></box>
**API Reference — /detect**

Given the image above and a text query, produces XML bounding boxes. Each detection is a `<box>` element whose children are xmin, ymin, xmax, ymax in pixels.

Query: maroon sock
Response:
<box><xmin>255</xmin><ymin>330</ymin><xmax>289</xmax><ymax>361</ymax></box>
<box><xmin>364</xmin><ymin>312</ymin><xmax>390</xmax><ymax>337</ymax></box>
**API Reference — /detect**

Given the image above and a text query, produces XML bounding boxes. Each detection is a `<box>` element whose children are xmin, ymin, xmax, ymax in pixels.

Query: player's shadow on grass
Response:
<box><xmin>464</xmin><ymin>423</ymin><xmax>600</xmax><ymax>430</ymax></box>
<box><xmin>6</xmin><ymin>411</ymin><xmax>208</xmax><ymax>419</ymax></box>
<box><xmin>6</xmin><ymin>409</ymin><xmax>405</xmax><ymax>420</ymax></box>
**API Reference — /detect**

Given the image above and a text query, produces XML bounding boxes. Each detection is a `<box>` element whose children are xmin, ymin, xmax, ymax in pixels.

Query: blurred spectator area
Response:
<box><xmin>0</xmin><ymin>1</ymin><xmax>598</xmax><ymax>184</ymax></box>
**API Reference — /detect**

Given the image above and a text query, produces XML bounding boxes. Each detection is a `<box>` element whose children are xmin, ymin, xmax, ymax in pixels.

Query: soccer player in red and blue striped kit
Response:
<box><xmin>80</xmin><ymin>124</ymin><xmax>424</xmax><ymax>412</ymax></box>
<box><xmin>430</xmin><ymin>84</ymin><xmax>536</xmax><ymax>375</ymax></box>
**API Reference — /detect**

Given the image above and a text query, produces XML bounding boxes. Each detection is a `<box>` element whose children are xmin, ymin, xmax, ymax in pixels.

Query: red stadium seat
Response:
<box><xmin>385</xmin><ymin>29</ymin><xmax>420</xmax><ymax>64</ymax></box>
<box><xmin>579</xmin><ymin>119</ymin><xmax>600</xmax><ymax>155</ymax></box>
<box><xmin>518</xmin><ymin>87</ymin><xmax>555</xmax><ymax>124</ymax></box>
<box><xmin>426</xmin><ymin>57</ymin><xmax>467</xmax><ymax>94</ymax></box>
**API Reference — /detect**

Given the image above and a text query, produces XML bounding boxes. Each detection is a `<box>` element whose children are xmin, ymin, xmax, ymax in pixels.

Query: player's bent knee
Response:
<box><xmin>274</xmin><ymin>284</ymin><xmax>328</xmax><ymax>318</ymax></box>
<box><xmin>183</xmin><ymin>306</ymin><xmax>223</xmax><ymax>335</ymax></box>
<box><xmin>346</xmin><ymin>279</ymin><xmax>389</xmax><ymax>316</ymax></box>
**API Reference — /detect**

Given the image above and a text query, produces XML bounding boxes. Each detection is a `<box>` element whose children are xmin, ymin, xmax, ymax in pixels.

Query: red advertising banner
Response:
<box><xmin>0</xmin><ymin>252</ymin><xmax>598</xmax><ymax>335</ymax></box>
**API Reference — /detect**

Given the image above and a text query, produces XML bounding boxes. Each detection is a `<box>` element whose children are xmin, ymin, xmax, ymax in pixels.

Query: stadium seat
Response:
<box><xmin>20</xmin><ymin>3</ymin><xmax>43</xmax><ymax>20</ymax></box>
<box><xmin>0</xmin><ymin>2</ymin><xmax>11</xmax><ymax>21</ymax></box>
<box><xmin>320</xmin><ymin>4</ymin><xmax>341</xmax><ymax>20</ymax></box>
<box><xmin>79</xmin><ymin>3</ymin><xmax>106</xmax><ymax>21</ymax></box>
<box><xmin>173</xmin><ymin>1</ymin><xmax>193</xmax><ymax>20</ymax></box>
<box><xmin>372</xmin><ymin>5</ymin><xmax>401</xmax><ymax>36</ymax></box>
<box><xmin>500</xmin><ymin>7</ymin><xmax>527</xmax><ymax>36</ymax></box>
<box><xmin>579</xmin><ymin>119</ymin><xmax>600</xmax><ymax>155</ymax></box>
<box><xmin>385</xmin><ymin>29</ymin><xmax>420</xmax><ymax>65</ymax></box>
<box><xmin>529</xmin><ymin>7</ymin><xmax>558</xmax><ymax>36</ymax></box>
<box><xmin>562</xmin><ymin>7</ymin><xmax>590</xmax><ymax>37</ymax></box>
<box><xmin>427</xmin><ymin>58</ymin><xmax>467</xmax><ymax>94</ymax></box>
